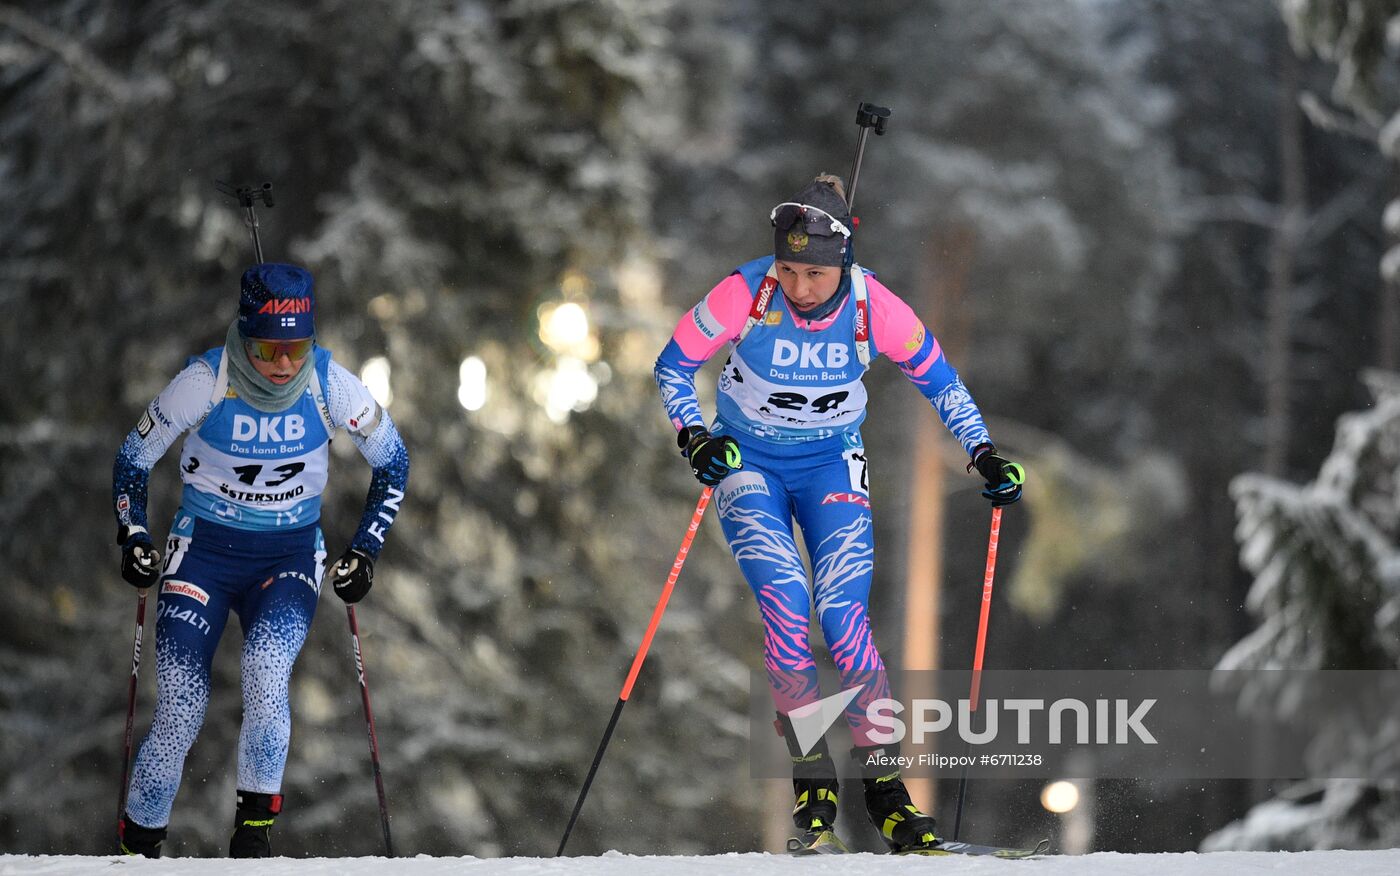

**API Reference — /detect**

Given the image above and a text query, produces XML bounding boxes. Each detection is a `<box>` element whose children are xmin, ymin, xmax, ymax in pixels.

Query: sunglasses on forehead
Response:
<box><xmin>244</xmin><ymin>337</ymin><xmax>314</xmax><ymax>362</ymax></box>
<box><xmin>769</xmin><ymin>202</ymin><xmax>853</xmax><ymax>239</ymax></box>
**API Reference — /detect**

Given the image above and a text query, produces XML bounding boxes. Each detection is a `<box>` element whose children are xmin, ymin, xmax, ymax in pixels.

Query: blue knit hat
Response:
<box><xmin>238</xmin><ymin>263</ymin><xmax>315</xmax><ymax>339</ymax></box>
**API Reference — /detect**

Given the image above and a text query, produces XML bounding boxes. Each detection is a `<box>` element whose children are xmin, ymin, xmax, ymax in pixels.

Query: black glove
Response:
<box><xmin>329</xmin><ymin>548</ymin><xmax>374</xmax><ymax>603</ymax></box>
<box><xmin>118</xmin><ymin>528</ymin><xmax>162</xmax><ymax>589</ymax></box>
<box><xmin>678</xmin><ymin>425</ymin><xmax>742</xmax><ymax>486</ymax></box>
<box><xmin>970</xmin><ymin>444</ymin><xmax>1025</xmax><ymax>506</ymax></box>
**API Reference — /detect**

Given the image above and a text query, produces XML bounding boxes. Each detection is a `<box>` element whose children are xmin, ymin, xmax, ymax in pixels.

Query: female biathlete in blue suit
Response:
<box><xmin>654</xmin><ymin>175</ymin><xmax>1023</xmax><ymax>853</ymax></box>
<box><xmin>113</xmin><ymin>264</ymin><xmax>409</xmax><ymax>858</ymax></box>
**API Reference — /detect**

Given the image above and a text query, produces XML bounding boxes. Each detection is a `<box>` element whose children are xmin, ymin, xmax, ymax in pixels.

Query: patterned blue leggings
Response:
<box><xmin>124</xmin><ymin>511</ymin><xmax>324</xmax><ymax>829</ymax></box>
<box><xmin>712</xmin><ymin>431</ymin><xmax>892</xmax><ymax>746</ymax></box>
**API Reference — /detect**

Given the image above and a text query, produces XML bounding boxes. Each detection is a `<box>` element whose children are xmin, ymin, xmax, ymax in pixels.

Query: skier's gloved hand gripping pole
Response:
<box><xmin>556</xmin><ymin>487</ymin><xmax>716</xmax><ymax>856</ymax></box>
<box><xmin>114</xmin><ymin>429</ymin><xmax>163</xmax><ymax>847</ymax></box>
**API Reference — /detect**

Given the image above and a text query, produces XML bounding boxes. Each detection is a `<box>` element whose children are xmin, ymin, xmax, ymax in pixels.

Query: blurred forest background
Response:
<box><xmin>2</xmin><ymin>0</ymin><xmax>1398</xmax><ymax>859</ymax></box>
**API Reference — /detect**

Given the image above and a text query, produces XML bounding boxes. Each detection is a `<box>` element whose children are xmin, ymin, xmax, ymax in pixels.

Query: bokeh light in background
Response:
<box><xmin>456</xmin><ymin>352</ymin><xmax>490</xmax><ymax>411</ymax></box>
<box><xmin>534</xmin><ymin>356</ymin><xmax>598</xmax><ymax>423</ymax></box>
<box><xmin>360</xmin><ymin>356</ymin><xmax>393</xmax><ymax>408</ymax></box>
<box><xmin>458</xmin><ymin>356</ymin><xmax>487</xmax><ymax>412</ymax></box>
<box><xmin>534</xmin><ymin>273</ymin><xmax>603</xmax><ymax>422</ymax></box>
<box><xmin>538</xmin><ymin>302</ymin><xmax>591</xmax><ymax>354</ymax></box>
<box><xmin>1041</xmin><ymin>780</ymin><xmax>1081</xmax><ymax>814</ymax></box>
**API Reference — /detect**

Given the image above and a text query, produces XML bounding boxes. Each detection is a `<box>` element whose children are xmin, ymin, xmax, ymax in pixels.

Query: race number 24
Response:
<box><xmin>764</xmin><ymin>390</ymin><xmax>849</xmax><ymax>415</ymax></box>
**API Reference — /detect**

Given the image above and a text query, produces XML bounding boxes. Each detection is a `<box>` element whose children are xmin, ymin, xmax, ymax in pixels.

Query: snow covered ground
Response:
<box><xmin>3</xmin><ymin>849</ymin><xmax>1400</xmax><ymax>875</ymax></box>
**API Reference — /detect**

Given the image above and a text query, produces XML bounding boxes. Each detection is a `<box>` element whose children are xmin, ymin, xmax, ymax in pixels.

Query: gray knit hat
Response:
<box><xmin>772</xmin><ymin>178</ymin><xmax>852</xmax><ymax>267</ymax></box>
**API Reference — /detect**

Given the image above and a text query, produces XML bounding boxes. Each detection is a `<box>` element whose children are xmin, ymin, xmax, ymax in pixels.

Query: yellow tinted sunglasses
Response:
<box><xmin>244</xmin><ymin>338</ymin><xmax>314</xmax><ymax>362</ymax></box>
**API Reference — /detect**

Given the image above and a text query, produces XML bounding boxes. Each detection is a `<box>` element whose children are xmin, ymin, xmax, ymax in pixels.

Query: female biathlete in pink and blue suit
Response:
<box><xmin>653</xmin><ymin>175</ymin><xmax>1024</xmax><ymax>853</ymax></box>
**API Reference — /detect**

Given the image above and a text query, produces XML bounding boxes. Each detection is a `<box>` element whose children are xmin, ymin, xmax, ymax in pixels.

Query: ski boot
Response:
<box><xmin>118</xmin><ymin>813</ymin><xmax>166</xmax><ymax>858</ymax></box>
<box><xmin>228</xmin><ymin>790</ymin><xmax>282</xmax><ymax>858</ymax></box>
<box><xmin>777</xmin><ymin>712</ymin><xmax>849</xmax><ymax>855</ymax></box>
<box><xmin>851</xmin><ymin>743</ymin><xmax>940</xmax><ymax>853</ymax></box>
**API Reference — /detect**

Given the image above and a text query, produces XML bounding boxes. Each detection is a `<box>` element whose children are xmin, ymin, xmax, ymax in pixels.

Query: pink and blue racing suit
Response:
<box><xmin>654</xmin><ymin>255</ymin><xmax>992</xmax><ymax>746</ymax></box>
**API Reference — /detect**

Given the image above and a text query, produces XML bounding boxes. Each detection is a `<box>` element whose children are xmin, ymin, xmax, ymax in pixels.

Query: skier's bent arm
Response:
<box><xmin>112</xmin><ymin>359</ymin><xmax>217</xmax><ymax>541</ymax></box>
<box><xmin>347</xmin><ymin>414</ymin><xmax>409</xmax><ymax>556</ymax></box>
<box><xmin>654</xmin><ymin>273</ymin><xmax>752</xmax><ymax>432</ymax></box>
<box><xmin>326</xmin><ymin>361</ymin><xmax>410</xmax><ymax>558</ymax></box>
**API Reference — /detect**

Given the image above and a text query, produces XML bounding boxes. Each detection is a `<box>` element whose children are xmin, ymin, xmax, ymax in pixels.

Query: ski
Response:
<box><xmin>786</xmin><ymin>833</ymin><xmax>1048</xmax><ymax>858</ymax></box>
<box><xmin>896</xmin><ymin>837</ymin><xmax>1051</xmax><ymax>858</ymax></box>
<box><xmin>786</xmin><ymin>829</ymin><xmax>852</xmax><ymax>855</ymax></box>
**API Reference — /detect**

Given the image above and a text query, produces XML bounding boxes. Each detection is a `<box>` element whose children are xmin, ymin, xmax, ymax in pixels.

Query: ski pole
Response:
<box><xmin>116</xmin><ymin>589</ymin><xmax>148</xmax><ymax>845</ymax></box>
<box><xmin>556</xmin><ymin>487</ymin><xmax>714</xmax><ymax>857</ymax></box>
<box><xmin>347</xmin><ymin>604</ymin><xmax>394</xmax><ymax>857</ymax></box>
<box><xmin>952</xmin><ymin>505</ymin><xmax>1004</xmax><ymax>841</ymax></box>
<box><xmin>845</xmin><ymin>102</ymin><xmax>891</xmax><ymax>212</ymax></box>
<box><xmin>214</xmin><ymin>180</ymin><xmax>275</xmax><ymax>263</ymax></box>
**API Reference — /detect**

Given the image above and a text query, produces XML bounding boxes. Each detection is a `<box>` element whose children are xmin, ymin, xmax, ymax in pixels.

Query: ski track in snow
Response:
<box><xmin>3</xmin><ymin>850</ymin><xmax>1400</xmax><ymax>875</ymax></box>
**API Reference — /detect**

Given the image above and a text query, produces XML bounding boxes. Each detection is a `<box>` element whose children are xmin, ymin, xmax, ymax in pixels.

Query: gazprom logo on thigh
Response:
<box><xmin>161</xmin><ymin>580</ymin><xmax>210</xmax><ymax>606</ymax></box>
<box><xmin>716</xmin><ymin>470</ymin><xmax>769</xmax><ymax>515</ymax></box>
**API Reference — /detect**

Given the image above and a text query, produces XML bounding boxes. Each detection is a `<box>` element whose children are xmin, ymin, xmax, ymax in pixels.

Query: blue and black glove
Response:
<box><xmin>117</xmin><ymin>526</ymin><xmax>162</xmax><ymax>589</ymax></box>
<box><xmin>970</xmin><ymin>444</ymin><xmax>1025</xmax><ymax>506</ymax></box>
<box><xmin>678</xmin><ymin>425</ymin><xmax>742</xmax><ymax>487</ymax></box>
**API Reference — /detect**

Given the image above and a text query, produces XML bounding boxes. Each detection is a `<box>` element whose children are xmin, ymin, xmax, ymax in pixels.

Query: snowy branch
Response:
<box><xmin>0</xmin><ymin>5</ymin><xmax>168</xmax><ymax>103</ymax></box>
